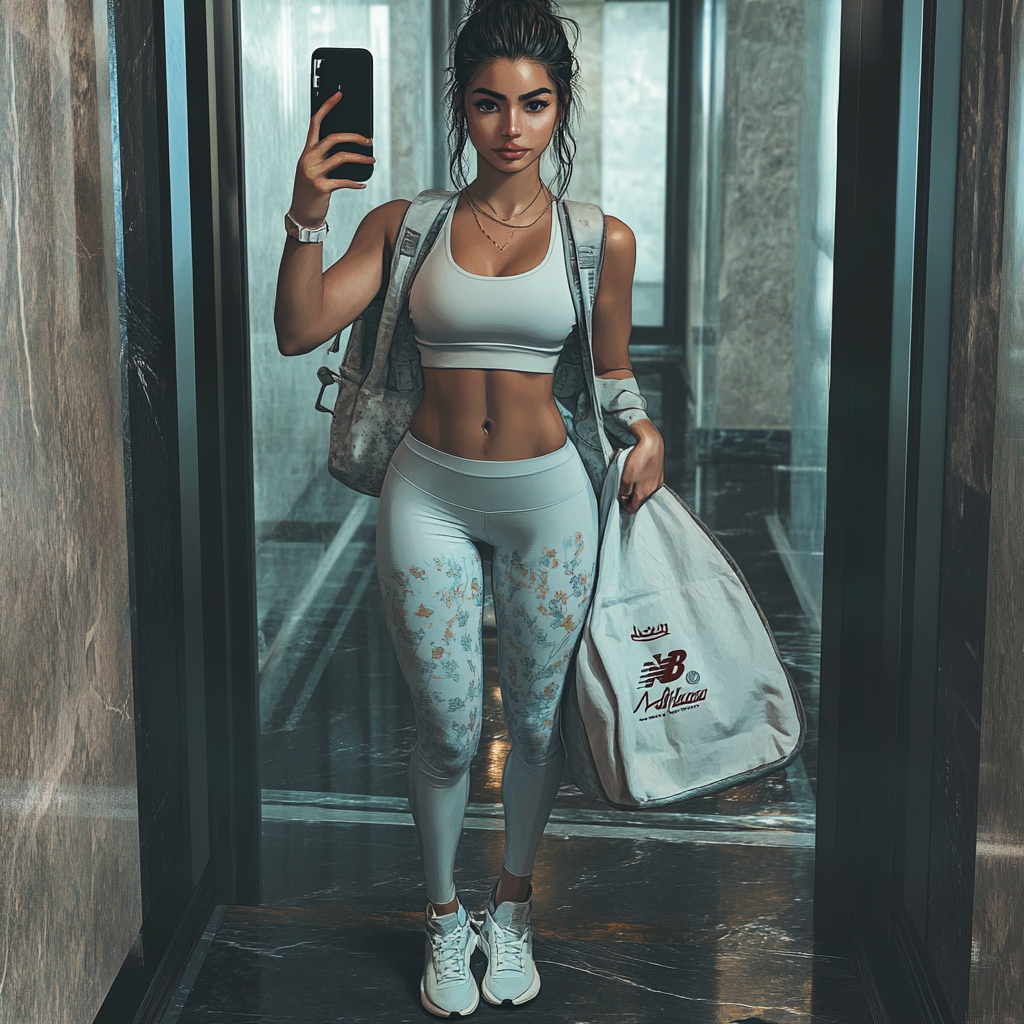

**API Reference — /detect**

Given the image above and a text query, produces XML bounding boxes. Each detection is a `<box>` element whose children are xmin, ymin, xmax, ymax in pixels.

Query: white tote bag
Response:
<box><xmin>561</xmin><ymin>449</ymin><xmax>806</xmax><ymax>808</ymax></box>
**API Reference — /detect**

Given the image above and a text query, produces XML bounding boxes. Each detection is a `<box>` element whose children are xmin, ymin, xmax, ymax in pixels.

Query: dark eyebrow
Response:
<box><xmin>471</xmin><ymin>86</ymin><xmax>553</xmax><ymax>101</ymax></box>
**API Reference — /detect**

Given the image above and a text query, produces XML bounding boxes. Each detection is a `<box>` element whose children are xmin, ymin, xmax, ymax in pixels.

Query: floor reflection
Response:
<box><xmin>167</xmin><ymin>825</ymin><xmax>867</xmax><ymax>1023</ymax></box>
<box><xmin>164</xmin><ymin>369</ymin><xmax>868</xmax><ymax>1022</ymax></box>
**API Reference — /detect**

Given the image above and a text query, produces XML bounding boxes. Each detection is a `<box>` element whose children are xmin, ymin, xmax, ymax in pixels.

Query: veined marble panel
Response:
<box><xmin>927</xmin><ymin>0</ymin><xmax>1012</xmax><ymax>1017</ymax></box>
<box><xmin>716</xmin><ymin>0</ymin><xmax>804</xmax><ymax>430</ymax></box>
<box><xmin>969</xmin><ymin>2</ymin><xmax>1024</xmax><ymax>1019</ymax></box>
<box><xmin>0</xmin><ymin>2</ymin><xmax>142</xmax><ymax>1022</ymax></box>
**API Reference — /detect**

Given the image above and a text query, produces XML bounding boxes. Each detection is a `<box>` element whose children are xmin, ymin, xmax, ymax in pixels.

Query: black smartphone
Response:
<box><xmin>311</xmin><ymin>47</ymin><xmax>373</xmax><ymax>182</ymax></box>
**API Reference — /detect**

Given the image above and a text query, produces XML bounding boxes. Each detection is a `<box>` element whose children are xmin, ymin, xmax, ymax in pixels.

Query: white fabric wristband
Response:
<box><xmin>594</xmin><ymin>375</ymin><xmax>650</xmax><ymax>431</ymax></box>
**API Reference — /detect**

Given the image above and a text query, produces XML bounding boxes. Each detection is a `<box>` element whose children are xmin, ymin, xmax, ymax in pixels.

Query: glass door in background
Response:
<box><xmin>238</xmin><ymin>0</ymin><xmax>839</xmax><ymax>903</ymax></box>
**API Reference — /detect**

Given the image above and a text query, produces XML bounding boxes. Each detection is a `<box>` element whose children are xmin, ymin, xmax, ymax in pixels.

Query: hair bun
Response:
<box><xmin>468</xmin><ymin>0</ymin><xmax>558</xmax><ymax>15</ymax></box>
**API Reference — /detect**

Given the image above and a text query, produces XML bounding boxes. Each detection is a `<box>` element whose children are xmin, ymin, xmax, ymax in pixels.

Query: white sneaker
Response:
<box><xmin>475</xmin><ymin>890</ymin><xmax>541</xmax><ymax>1006</ymax></box>
<box><xmin>421</xmin><ymin>902</ymin><xmax>480</xmax><ymax>1018</ymax></box>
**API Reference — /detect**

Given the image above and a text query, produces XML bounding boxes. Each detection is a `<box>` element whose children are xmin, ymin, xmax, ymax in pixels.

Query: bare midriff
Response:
<box><xmin>408</xmin><ymin>367</ymin><xmax>568</xmax><ymax>461</ymax></box>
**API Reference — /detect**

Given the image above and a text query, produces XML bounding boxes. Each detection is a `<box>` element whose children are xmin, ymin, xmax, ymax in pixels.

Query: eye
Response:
<box><xmin>525</xmin><ymin>99</ymin><xmax>550</xmax><ymax>113</ymax></box>
<box><xmin>473</xmin><ymin>99</ymin><xmax>499</xmax><ymax>113</ymax></box>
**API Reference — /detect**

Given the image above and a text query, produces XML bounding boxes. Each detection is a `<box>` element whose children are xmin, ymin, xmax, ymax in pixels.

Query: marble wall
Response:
<box><xmin>927</xmin><ymin>0</ymin><xmax>1012</xmax><ymax>1017</ymax></box>
<box><xmin>715</xmin><ymin>0</ymin><xmax>804</xmax><ymax>429</ymax></box>
<box><xmin>0</xmin><ymin>2</ymin><xmax>142</xmax><ymax>1022</ymax></box>
<box><xmin>968</xmin><ymin>2</ymin><xmax>1024</xmax><ymax>1018</ymax></box>
<box><xmin>689</xmin><ymin>0</ymin><xmax>839</xmax><ymax>438</ymax></box>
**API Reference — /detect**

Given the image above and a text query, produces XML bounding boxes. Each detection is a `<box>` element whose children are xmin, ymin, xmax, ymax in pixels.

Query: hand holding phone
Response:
<box><xmin>288</xmin><ymin>49</ymin><xmax>375</xmax><ymax>224</ymax></box>
<box><xmin>312</xmin><ymin>47</ymin><xmax>374</xmax><ymax>181</ymax></box>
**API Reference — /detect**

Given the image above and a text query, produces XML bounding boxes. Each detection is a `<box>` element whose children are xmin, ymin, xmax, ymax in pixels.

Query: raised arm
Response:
<box><xmin>274</xmin><ymin>91</ymin><xmax>408</xmax><ymax>356</ymax></box>
<box><xmin>590</xmin><ymin>215</ymin><xmax>665</xmax><ymax>513</ymax></box>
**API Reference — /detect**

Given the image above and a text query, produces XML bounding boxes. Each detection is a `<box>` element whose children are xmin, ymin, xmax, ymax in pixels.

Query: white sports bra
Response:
<box><xmin>408</xmin><ymin>199</ymin><xmax>577</xmax><ymax>374</ymax></box>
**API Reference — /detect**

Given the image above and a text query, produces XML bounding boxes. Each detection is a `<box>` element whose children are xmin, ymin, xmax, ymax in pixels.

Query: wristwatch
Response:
<box><xmin>285</xmin><ymin>211</ymin><xmax>328</xmax><ymax>243</ymax></box>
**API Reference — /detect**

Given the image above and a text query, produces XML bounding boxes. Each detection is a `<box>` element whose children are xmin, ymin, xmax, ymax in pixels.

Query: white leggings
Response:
<box><xmin>376</xmin><ymin>432</ymin><xmax>599</xmax><ymax>904</ymax></box>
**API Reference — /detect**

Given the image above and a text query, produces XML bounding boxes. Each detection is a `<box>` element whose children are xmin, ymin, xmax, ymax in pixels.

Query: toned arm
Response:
<box><xmin>591</xmin><ymin>216</ymin><xmax>637</xmax><ymax>378</ymax></box>
<box><xmin>590</xmin><ymin>215</ymin><xmax>665</xmax><ymax>512</ymax></box>
<box><xmin>273</xmin><ymin>90</ymin><xmax>409</xmax><ymax>356</ymax></box>
<box><xmin>274</xmin><ymin>198</ymin><xmax>409</xmax><ymax>356</ymax></box>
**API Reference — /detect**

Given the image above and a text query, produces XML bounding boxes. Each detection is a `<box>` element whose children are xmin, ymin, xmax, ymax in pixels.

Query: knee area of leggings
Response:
<box><xmin>505</xmin><ymin>707</ymin><xmax>563</xmax><ymax>764</ymax></box>
<box><xmin>506</xmin><ymin>730</ymin><xmax>565</xmax><ymax>769</ymax></box>
<box><xmin>412</xmin><ymin>731</ymin><xmax>480</xmax><ymax>781</ymax></box>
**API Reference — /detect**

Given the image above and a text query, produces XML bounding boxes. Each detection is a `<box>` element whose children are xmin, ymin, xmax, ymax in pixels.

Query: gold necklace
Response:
<box><xmin>466</xmin><ymin>186</ymin><xmax>550</xmax><ymax>229</ymax></box>
<box><xmin>465</xmin><ymin>191</ymin><xmax>554</xmax><ymax>251</ymax></box>
<box><xmin>469</xmin><ymin>182</ymin><xmax>544</xmax><ymax>224</ymax></box>
<box><xmin>466</xmin><ymin>191</ymin><xmax>553</xmax><ymax>231</ymax></box>
<box><xmin>470</xmin><ymin>204</ymin><xmax>517</xmax><ymax>251</ymax></box>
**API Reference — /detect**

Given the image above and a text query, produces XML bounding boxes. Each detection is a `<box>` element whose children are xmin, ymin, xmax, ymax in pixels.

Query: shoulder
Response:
<box><xmin>360</xmin><ymin>198</ymin><xmax>411</xmax><ymax>250</ymax></box>
<box><xmin>599</xmin><ymin>216</ymin><xmax>636</xmax><ymax>286</ymax></box>
<box><xmin>604</xmin><ymin>215</ymin><xmax>636</xmax><ymax>258</ymax></box>
<box><xmin>558</xmin><ymin>202</ymin><xmax>633</xmax><ymax>265</ymax></box>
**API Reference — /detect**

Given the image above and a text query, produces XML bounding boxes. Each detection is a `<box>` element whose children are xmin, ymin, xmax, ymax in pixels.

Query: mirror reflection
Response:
<box><xmin>242</xmin><ymin>0</ymin><xmax>838</xmax><ymax>1014</ymax></box>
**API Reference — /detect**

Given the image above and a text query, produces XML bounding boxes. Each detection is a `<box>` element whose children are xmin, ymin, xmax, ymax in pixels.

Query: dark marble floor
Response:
<box><xmin>165</xmin><ymin>824</ymin><xmax>869</xmax><ymax>1023</ymax></box>
<box><xmin>162</xmin><ymin>370</ymin><xmax>866</xmax><ymax>1022</ymax></box>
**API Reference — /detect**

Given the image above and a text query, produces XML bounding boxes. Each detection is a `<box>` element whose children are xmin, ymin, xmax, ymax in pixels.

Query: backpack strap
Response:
<box><xmin>558</xmin><ymin>199</ymin><xmax>613</xmax><ymax>462</ymax></box>
<box><xmin>363</xmin><ymin>190</ymin><xmax>457</xmax><ymax>387</ymax></box>
<box><xmin>561</xmin><ymin>199</ymin><xmax>606</xmax><ymax>320</ymax></box>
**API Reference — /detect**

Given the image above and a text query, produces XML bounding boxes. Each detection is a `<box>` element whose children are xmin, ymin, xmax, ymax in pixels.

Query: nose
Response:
<box><xmin>502</xmin><ymin>107</ymin><xmax>521</xmax><ymax>139</ymax></box>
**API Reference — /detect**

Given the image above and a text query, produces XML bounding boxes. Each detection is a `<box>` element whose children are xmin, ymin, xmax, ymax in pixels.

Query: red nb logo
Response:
<box><xmin>638</xmin><ymin>649</ymin><xmax>687</xmax><ymax>688</ymax></box>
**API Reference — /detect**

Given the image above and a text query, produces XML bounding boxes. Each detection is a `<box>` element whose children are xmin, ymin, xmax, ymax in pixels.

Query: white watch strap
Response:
<box><xmin>285</xmin><ymin>211</ymin><xmax>328</xmax><ymax>243</ymax></box>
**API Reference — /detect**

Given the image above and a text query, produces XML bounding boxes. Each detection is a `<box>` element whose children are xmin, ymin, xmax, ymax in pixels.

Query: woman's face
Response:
<box><xmin>463</xmin><ymin>58</ymin><xmax>561</xmax><ymax>179</ymax></box>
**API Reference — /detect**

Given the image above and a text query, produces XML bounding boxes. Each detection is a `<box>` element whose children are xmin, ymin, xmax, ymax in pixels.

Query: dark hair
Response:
<box><xmin>445</xmin><ymin>0</ymin><xmax>581</xmax><ymax>198</ymax></box>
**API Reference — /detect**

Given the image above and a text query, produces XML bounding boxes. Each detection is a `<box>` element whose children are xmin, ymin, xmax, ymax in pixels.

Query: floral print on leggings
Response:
<box><xmin>379</xmin><ymin>532</ymin><xmax>592</xmax><ymax>774</ymax></box>
<box><xmin>493</xmin><ymin>531</ymin><xmax>592</xmax><ymax>761</ymax></box>
<box><xmin>378</xmin><ymin>553</ymin><xmax>485</xmax><ymax>771</ymax></box>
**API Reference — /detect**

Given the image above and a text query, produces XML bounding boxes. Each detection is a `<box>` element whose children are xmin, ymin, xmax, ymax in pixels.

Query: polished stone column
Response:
<box><xmin>968</xmin><ymin>1</ymin><xmax>1024</xmax><ymax>1018</ymax></box>
<box><xmin>927</xmin><ymin>0</ymin><xmax>1012</xmax><ymax>1016</ymax></box>
<box><xmin>0</xmin><ymin>2</ymin><xmax>142</xmax><ymax>1021</ymax></box>
<box><xmin>716</xmin><ymin>0</ymin><xmax>805</xmax><ymax>430</ymax></box>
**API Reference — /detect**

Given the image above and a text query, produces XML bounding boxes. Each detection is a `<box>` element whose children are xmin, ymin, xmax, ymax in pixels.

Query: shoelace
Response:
<box><xmin>490</xmin><ymin>919</ymin><xmax>528</xmax><ymax>973</ymax></box>
<box><xmin>432</xmin><ymin>925</ymin><xmax>469</xmax><ymax>982</ymax></box>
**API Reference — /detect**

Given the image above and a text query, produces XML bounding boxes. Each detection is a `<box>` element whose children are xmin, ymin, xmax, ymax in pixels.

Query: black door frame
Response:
<box><xmin>620</xmin><ymin>0</ymin><xmax>693</xmax><ymax>352</ymax></box>
<box><xmin>816</xmin><ymin>0</ymin><xmax>969</xmax><ymax>1019</ymax></box>
<box><xmin>94</xmin><ymin>0</ymin><xmax>259</xmax><ymax>1019</ymax></box>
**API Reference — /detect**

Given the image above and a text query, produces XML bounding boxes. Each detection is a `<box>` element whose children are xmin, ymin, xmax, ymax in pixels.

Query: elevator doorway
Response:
<box><xmin>239</xmin><ymin>1</ymin><xmax>851</xmax><ymax>1019</ymax></box>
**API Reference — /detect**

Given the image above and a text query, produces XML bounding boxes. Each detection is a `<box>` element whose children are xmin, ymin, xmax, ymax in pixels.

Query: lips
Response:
<box><xmin>495</xmin><ymin>147</ymin><xmax>528</xmax><ymax>160</ymax></box>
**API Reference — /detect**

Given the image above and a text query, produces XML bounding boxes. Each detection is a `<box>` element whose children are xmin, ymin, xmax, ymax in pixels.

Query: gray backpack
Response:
<box><xmin>314</xmin><ymin>189</ymin><xmax>610</xmax><ymax>496</ymax></box>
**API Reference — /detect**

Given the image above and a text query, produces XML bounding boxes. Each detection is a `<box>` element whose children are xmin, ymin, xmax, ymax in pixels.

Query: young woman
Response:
<box><xmin>275</xmin><ymin>0</ymin><xmax>664</xmax><ymax>1015</ymax></box>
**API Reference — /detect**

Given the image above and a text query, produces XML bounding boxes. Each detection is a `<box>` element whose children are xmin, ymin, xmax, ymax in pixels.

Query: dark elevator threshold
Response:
<box><xmin>160</xmin><ymin>824</ymin><xmax>872</xmax><ymax>1024</ymax></box>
